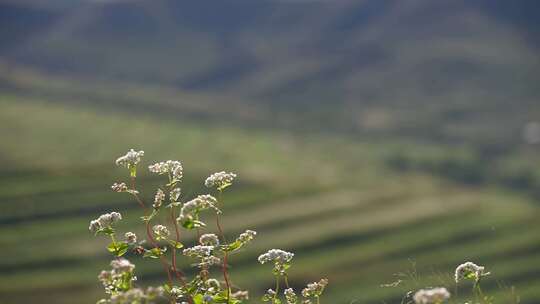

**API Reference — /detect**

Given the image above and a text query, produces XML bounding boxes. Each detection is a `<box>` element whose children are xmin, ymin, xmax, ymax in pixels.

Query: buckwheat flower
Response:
<box><xmin>111</xmin><ymin>182</ymin><xmax>128</xmax><ymax>192</ymax></box>
<box><xmin>200</xmin><ymin>233</ymin><xmax>220</xmax><ymax>246</ymax></box>
<box><xmin>413</xmin><ymin>287</ymin><xmax>451</xmax><ymax>304</ymax></box>
<box><xmin>170</xmin><ymin>287</ymin><xmax>185</xmax><ymax>299</ymax></box>
<box><xmin>146</xmin><ymin>286</ymin><xmax>165</xmax><ymax>299</ymax></box>
<box><xmin>90</xmin><ymin>212</ymin><xmax>122</xmax><ymax>233</ymax></box>
<box><xmin>259</xmin><ymin>249</ymin><xmax>295</xmax><ymax>275</ymax></box>
<box><xmin>262</xmin><ymin>289</ymin><xmax>277</xmax><ymax>302</ymax></box>
<box><xmin>89</xmin><ymin>219</ymin><xmax>101</xmax><ymax>233</ymax></box>
<box><xmin>110</xmin><ymin>288</ymin><xmax>145</xmax><ymax>304</ymax></box>
<box><xmin>98</xmin><ymin>270</ymin><xmax>112</xmax><ymax>283</ymax></box>
<box><xmin>258</xmin><ymin>249</ymin><xmax>294</xmax><ymax>265</ymax></box>
<box><xmin>124</xmin><ymin>232</ymin><xmax>137</xmax><ymax>244</ymax></box>
<box><xmin>153</xmin><ymin>188</ymin><xmax>165</xmax><ymax>209</ymax></box>
<box><xmin>301</xmin><ymin>279</ymin><xmax>328</xmax><ymax>298</ymax></box>
<box><xmin>206</xmin><ymin>278</ymin><xmax>221</xmax><ymax>292</ymax></box>
<box><xmin>284</xmin><ymin>288</ymin><xmax>298</xmax><ymax>304</ymax></box>
<box><xmin>455</xmin><ymin>262</ymin><xmax>489</xmax><ymax>283</ymax></box>
<box><xmin>205</xmin><ymin>171</ymin><xmax>237</xmax><ymax>190</ymax></box>
<box><xmin>98</xmin><ymin>213</ymin><xmax>113</xmax><ymax>226</ymax></box>
<box><xmin>202</xmin><ymin>255</ymin><xmax>221</xmax><ymax>267</ymax></box>
<box><xmin>115</xmin><ymin>149</ymin><xmax>144</xmax><ymax>168</ymax></box>
<box><xmin>153</xmin><ymin>224</ymin><xmax>170</xmax><ymax>239</ymax></box>
<box><xmin>170</xmin><ymin>187</ymin><xmax>182</xmax><ymax>202</ymax></box>
<box><xmin>148</xmin><ymin>160</ymin><xmax>183</xmax><ymax>181</ymax></box>
<box><xmin>232</xmin><ymin>290</ymin><xmax>249</xmax><ymax>300</ymax></box>
<box><xmin>238</xmin><ymin>229</ymin><xmax>257</xmax><ymax>243</ymax></box>
<box><xmin>178</xmin><ymin>194</ymin><xmax>220</xmax><ymax>221</ymax></box>
<box><xmin>110</xmin><ymin>258</ymin><xmax>135</xmax><ymax>273</ymax></box>
<box><xmin>110</xmin><ymin>212</ymin><xmax>122</xmax><ymax>222</ymax></box>
<box><xmin>183</xmin><ymin>245</ymin><xmax>214</xmax><ymax>258</ymax></box>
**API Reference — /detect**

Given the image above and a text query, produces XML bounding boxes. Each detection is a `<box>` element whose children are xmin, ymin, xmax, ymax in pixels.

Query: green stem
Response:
<box><xmin>284</xmin><ymin>274</ymin><xmax>290</xmax><ymax>288</ymax></box>
<box><xmin>316</xmin><ymin>296</ymin><xmax>320</xmax><ymax>304</ymax></box>
<box><xmin>476</xmin><ymin>283</ymin><xmax>487</xmax><ymax>304</ymax></box>
<box><xmin>110</xmin><ymin>233</ymin><xmax>117</xmax><ymax>244</ymax></box>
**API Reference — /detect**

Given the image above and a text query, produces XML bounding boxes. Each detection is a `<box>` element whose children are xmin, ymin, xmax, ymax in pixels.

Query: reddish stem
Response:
<box><xmin>145</xmin><ymin>217</ymin><xmax>174</xmax><ymax>285</ymax></box>
<box><xmin>131</xmin><ymin>176</ymin><xmax>172</xmax><ymax>286</ymax></box>
<box><xmin>170</xmin><ymin>207</ymin><xmax>187</xmax><ymax>284</ymax></box>
<box><xmin>130</xmin><ymin>177</ymin><xmax>147</xmax><ymax>210</ymax></box>
<box><xmin>216</xmin><ymin>214</ymin><xmax>231</xmax><ymax>300</ymax></box>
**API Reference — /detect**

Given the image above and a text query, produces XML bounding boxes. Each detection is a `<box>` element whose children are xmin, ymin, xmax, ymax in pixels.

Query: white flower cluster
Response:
<box><xmin>89</xmin><ymin>212</ymin><xmax>122</xmax><ymax>233</ymax></box>
<box><xmin>231</xmin><ymin>290</ymin><xmax>249</xmax><ymax>300</ymax></box>
<box><xmin>206</xmin><ymin>278</ymin><xmax>221</xmax><ymax>289</ymax></box>
<box><xmin>98</xmin><ymin>286</ymin><xmax>164</xmax><ymax>304</ymax></box>
<box><xmin>145</xmin><ymin>286</ymin><xmax>165</xmax><ymax>299</ymax></box>
<box><xmin>169</xmin><ymin>286</ymin><xmax>184</xmax><ymax>300</ymax></box>
<box><xmin>262</xmin><ymin>288</ymin><xmax>276</xmax><ymax>303</ymax></box>
<box><xmin>178</xmin><ymin>194</ymin><xmax>220</xmax><ymax>220</ymax></box>
<box><xmin>153</xmin><ymin>188</ymin><xmax>165</xmax><ymax>209</ymax></box>
<box><xmin>109</xmin><ymin>288</ymin><xmax>145</xmax><ymax>304</ymax></box>
<box><xmin>183</xmin><ymin>245</ymin><xmax>220</xmax><ymax>268</ymax></box>
<box><xmin>258</xmin><ymin>249</ymin><xmax>294</xmax><ymax>265</ymax></box>
<box><xmin>455</xmin><ymin>261</ymin><xmax>488</xmax><ymax>283</ymax></box>
<box><xmin>115</xmin><ymin>149</ymin><xmax>144</xmax><ymax>168</ymax></box>
<box><xmin>124</xmin><ymin>232</ymin><xmax>137</xmax><ymax>244</ymax></box>
<box><xmin>111</xmin><ymin>182</ymin><xmax>128</xmax><ymax>192</ymax></box>
<box><xmin>284</xmin><ymin>288</ymin><xmax>298</xmax><ymax>304</ymax></box>
<box><xmin>152</xmin><ymin>224</ymin><xmax>170</xmax><ymax>239</ymax></box>
<box><xmin>302</xmin><ymin>278</ymin><xmax>328</xmax><ymax>298</ymax></box>
<box><xmin>99</xmin><ymin>259</ymin><xmax>137</xmax><ymax>295</ymax></box>
<box><xmin>110</xmin><ymin>258</ymin><xmax>135</xmax><ymax>273</ymax></box>
<box><xmin>205</xmin><ymin>171</ymin><xmax>237</xmax><ymax>189</ymax></box>
<box><xmin>203</xmin><ymin>278</ymin><xmax>221</xmax><ymax>295</ymax></box>
<box><xmin>148</xmin><ymin>160</ymin><xmax>183</xmax><ymax>181</ymax></box>
<box><xmin>238</xmin><ymin>229</ymin><xmax>257</xmax><ymax>243</ymax></box>
<box><xmin>413</xmin><ymin>287</ymin><xmax>451</xmax><ymax>304</ymax></box>
<box><xmin>183</xmin><ymin>245</ymin><xmax>214</xmax><ymax>257</ymax></box>
<box><xmin>199</xmin><ymin>233</ymin><xmax>220</xmax><ymax>246</ymax></box>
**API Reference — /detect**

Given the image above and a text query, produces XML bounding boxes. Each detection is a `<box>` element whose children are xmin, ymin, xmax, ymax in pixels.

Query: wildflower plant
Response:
<box><xmin>388</xmin><ymin>261</ymin><xmax>494</xmax><ymax>304</ymax></box>
<box><xmin>90</xmin><ymin>149</ymin><xmax>329</xmax><ymax>304</ymax></box>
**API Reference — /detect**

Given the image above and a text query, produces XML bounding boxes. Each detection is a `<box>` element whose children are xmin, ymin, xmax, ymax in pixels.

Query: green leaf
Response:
<box><xmin>143</xmin><ymin>247</ymin><xmax>165</xmax><ymax>259</ymax></box>
<box><xmin>115</xmin><ymin>243</ymin><xmax>129</xmax><ymax>257</ymax></box>
<box><xmin>163</xmin><ymin>284</ymin><xmax>172</xmax><ymax>293</ymax></box>
<box><xmin>217</xmin><ymin>183</ymin><xmax>232</xmax><ymax>191</ymax></box>
<box><xmin>129</xmin><ymin>166</ymin><xmax>137</xmax><ymax>177</ymax></box>
<box><xmin>221</xmin><ymin>240</ymin><xmax>242</xmax><ymax>252</ymax></box>
<box><xmin>192</xmin><ymin>294</ymin><xmax>204</xmax><ymax>304</ymax></box>
<box><xmin>213</xmin><ymin>291</ymin><xmax>240</xmax><ymax>304</ymax></box>
<box><xmin>107</xmin><ymin>241</ymin><xmax>129</xmax><ymax>257</ymax></box>
<box><xmin>168</xmin><ymin>240</ymin><xmax>184</xmax><ymax>249</ymax></box>
<box><xmin>181</xmin><ymin>218</ymin><xmax>206</xmax><ymax>229</ymax></box>
<box><xmin>181</xmin><ymin>218</ymin><xmax>195</xmax><ymax>229</ymax></box>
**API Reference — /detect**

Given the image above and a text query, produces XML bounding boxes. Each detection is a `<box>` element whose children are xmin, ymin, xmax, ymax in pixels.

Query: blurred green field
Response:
<box><xmin>1</xmin><ymin>88</ymin><xmax>539</xmax><ymax>304</ymax></box>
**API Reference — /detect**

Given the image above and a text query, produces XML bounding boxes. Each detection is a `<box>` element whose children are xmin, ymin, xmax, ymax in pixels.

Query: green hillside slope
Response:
<box><xmin>1</xmin><ymin>94</ymin><xmax>539</xmax><ymax>304</ymax></box>
<box><xmin>2</xmin><ymin>0</ymin><xmax>539</xmax><ymax>145</ymax></box>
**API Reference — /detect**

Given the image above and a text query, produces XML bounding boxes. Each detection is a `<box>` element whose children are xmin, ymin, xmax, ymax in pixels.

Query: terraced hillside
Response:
<box><xmin>1</xmin><ymin>93</ymin><xmax>539</xmax><ymax>304</ymax></box>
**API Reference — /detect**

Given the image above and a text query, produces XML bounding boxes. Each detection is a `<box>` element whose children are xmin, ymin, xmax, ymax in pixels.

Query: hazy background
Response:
<box><xmin>1</xmin><ymin>0</ymin><xmax>540</xmax><ymax>303</ymax></box>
